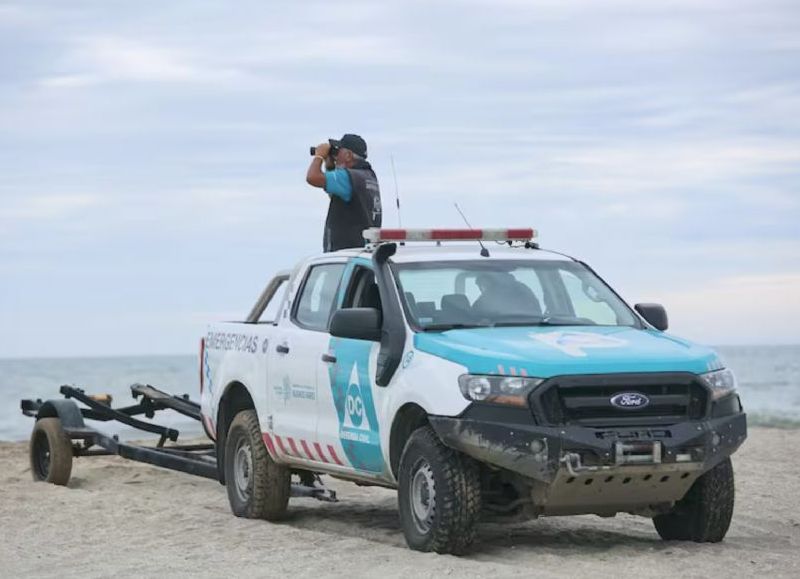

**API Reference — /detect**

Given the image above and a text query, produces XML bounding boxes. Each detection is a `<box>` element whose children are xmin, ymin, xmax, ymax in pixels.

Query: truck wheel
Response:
<box><xmin>397</xmin><ymin>426</ymin><xmax>481</xmax><ymax>554</ymax></box>
<box><xmin>653</xmin><ymin>457</ymin><xmax>735</xmax><ymax>542</ymax></box>
<box><xmin>30</xmin><ymin>417</ymin><xmax>73</xmax><ymax>486</ymax></box>
<box><xmin>224</xmin><ymin>409</ymin><xmax>290</xmax><ymax>521</ymax></box>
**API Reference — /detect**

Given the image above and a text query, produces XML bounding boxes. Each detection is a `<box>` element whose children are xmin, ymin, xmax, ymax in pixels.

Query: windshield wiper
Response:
<box><xmin>491</xmin><ymin>317</ymin><xmax>595</xmax><ymax>327</ymax></box>
<box><xmin>420</xmin><ymin>323</ymin><xmax>490</xmax><ymax>332</ymax></box>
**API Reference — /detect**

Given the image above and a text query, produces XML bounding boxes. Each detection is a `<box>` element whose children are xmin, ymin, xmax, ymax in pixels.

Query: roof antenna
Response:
<box><xmin>454</xmin><ymin>202</ymin><xmax>489</xmax><ymax>257</ymax></box>
<box><xmin>390</xmin><ymin>154</ymin><xmax>402</xmax><ymax>228</ymax></box>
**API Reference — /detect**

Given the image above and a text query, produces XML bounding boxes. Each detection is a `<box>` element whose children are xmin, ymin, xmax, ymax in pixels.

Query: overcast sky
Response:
<box><xmin>1</xmin><ymin>0</ymin><xmax>799</xmax><ymax>357</ymax></box>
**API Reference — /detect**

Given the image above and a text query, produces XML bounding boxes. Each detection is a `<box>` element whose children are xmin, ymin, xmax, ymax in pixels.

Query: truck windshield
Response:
<box><xmin>392</xmin><ymin>260</ymin><xmax>640</xmax><ymax>331</ymax></box>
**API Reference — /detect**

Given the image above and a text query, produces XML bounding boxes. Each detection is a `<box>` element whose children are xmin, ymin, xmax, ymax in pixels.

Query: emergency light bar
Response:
<box><xmin>363</xmin><ymin>228</ymin><xmax>537</xmax><ymax>243</ymax></box>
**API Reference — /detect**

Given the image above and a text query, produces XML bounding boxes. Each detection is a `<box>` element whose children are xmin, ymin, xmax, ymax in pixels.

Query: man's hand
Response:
<box><xmin>307</xmin><ymin>142</ymin><xmax>330</xmax><ymax>188</ymax></box>
<box><xmin>314</xmin><ymin>142</ymin><xmax>331</xmax><ymax>158</ymax></box>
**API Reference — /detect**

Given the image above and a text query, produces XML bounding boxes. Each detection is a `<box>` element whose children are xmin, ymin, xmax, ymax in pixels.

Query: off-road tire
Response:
<box><xmin>398</xmin><ymin>425</ymin><xmax>481</xmax><ymax>555</ymax></box>
<box><xmin>224</xmin><ymin>410</ymin><xmax>290</xmax><ymax>521</ymax></box>
<box><xmin>30</xmin><ymin>417</ymin><xmax>73</xmax><ymax>486</ymax></box>
<box><xmin>653</xmin><ymin>457</ymin><xmax>735</xmax><ymax>542</ymax></box>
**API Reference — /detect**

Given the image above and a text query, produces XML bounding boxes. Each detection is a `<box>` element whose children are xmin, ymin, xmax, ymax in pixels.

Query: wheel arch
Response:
<box><xmin>35</xmin><ymin>399</ymin><xmax>86</xmax><ymax>429</ymax></box>
<box><xmin>389</xmin><ymin>402</ymin><xmax>430</xmax><ymax>478</ymax></box>
<box><xmin>215</xmin><ymin>380</ymin><xmax>257</xmax><ymax>485</ymax></box>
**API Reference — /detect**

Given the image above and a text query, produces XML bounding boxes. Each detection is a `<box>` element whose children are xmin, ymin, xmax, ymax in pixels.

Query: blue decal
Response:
<box><xmin>414</xmin><ymin>326</ymin><xmax>721</xmax><ymax>377</ymax></box>
<box><xmin>328</xmin><ymin>336</ymin><xmax>384</xmax><ymax>473</ymax></box>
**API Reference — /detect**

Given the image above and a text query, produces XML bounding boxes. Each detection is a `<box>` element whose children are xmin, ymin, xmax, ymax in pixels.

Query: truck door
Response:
<box><xmin>316</xmin><ymin>261</ymin><xmax>387</xmax><ymax>476</ymax></box>
<box><xmin>267</xmin><ymin>261</ymin><xmax>346</xmax><ymax>462</ymax></box>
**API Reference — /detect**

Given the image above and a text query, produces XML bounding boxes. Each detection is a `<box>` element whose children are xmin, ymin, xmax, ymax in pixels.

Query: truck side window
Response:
<box><xmin>342</xmin><ymin>267</ymin><xmax>382</xmax><ymax>311</ymax></box>
<box><xmin>294</xmin><ymin>263</ymin><xmax>346</xmax><ymax>331</ymax></box>
<box><xmin>258</xmin><ymin>279</ymin><xmax>288</xmax><ymax>324</ymax></box>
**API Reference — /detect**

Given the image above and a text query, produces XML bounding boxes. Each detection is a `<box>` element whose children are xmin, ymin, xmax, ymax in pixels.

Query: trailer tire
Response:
<box><xmin>224</xmin><ymin>410</ymin><xmax>290</xmax><ymax>521</ymax></box>
<box><xmin>653</xmin><ymin>457</ymin><xmax>735</xmax><ymax>542</ymax></box>
<box><xmin>30</xmin><ymin>417</ymin><xmax>73</xmax><ymax>486</ymax></box>
<box><xmin>397</xmin><ymin>425</ymin><xmax>481</xmax><ymax>555</ymax></box>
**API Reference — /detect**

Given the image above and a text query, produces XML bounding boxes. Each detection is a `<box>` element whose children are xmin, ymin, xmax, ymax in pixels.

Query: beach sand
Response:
<box><xmin>1</xmin><ymin>427</ymin><xmax>798</xmax><ymax>578</ymax></box>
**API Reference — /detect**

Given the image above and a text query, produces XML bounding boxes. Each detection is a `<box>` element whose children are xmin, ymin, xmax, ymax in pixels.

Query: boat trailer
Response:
<box><xmin>20</xmin><ymin>384</ymin><xmax>336</xmax><ymax>502</ymax></box>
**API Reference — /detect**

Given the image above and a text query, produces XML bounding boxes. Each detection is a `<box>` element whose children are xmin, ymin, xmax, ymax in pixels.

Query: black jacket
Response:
<box><xmin>323</xmin><ymin>160</ymin><xmax>382</xmax><ymax>252</ymax></box>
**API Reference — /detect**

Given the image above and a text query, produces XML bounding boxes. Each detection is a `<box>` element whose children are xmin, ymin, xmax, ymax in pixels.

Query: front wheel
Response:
<box><xmin>653</xmin><ymin>457</ymin><xmax>735</xmax><ymax>542</ymax></box>
<box><xmin>397</xmin><ymin>426</ymin><xmax>481</xmax><ymax>555</ymax></box>
<box><xmin>224</xmin><ymin>410</ymin><xmax>290</xmax><ymax>521</ymax></box>
<box><xmin>30</xmin><ymin>417</ymin><xmax>73</xmax><ymax>486</ymax></box>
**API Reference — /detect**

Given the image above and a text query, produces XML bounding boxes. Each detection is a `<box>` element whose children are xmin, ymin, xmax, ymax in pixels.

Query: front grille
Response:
<box><xmin>532</xmin><ymin>373</ymin><xmax>708</xmax><ymax>427</ymax></box>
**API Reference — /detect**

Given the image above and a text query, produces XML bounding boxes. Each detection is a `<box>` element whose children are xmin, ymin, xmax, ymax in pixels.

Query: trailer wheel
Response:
<box><xmin>30</xmin><ymin>417</ymin><xmax>73</xmax><ymax>486</ymax></box>
<box><xmin>397</xmin><ymin>426</ymin><xmax>481</xmax><ymax>555</ymax></box>
<box><xmin>224</xmin><ymin>409</ymin><xmax>290</xmax><ymax>521</ymax></box>
<box><xmin>653</xmin><ymin>457</ymin><xmax>735</xmax><ymax>542</ymax></box>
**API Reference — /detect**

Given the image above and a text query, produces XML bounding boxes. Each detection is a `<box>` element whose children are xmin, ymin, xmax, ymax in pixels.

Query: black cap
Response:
<box><xmin>329</xmin><ymin>134</ymin><xmax>367</xmax><ymax>158</ymax></box>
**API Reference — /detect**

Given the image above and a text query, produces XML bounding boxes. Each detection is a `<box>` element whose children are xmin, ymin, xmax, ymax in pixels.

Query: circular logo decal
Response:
<box><xmin>346</xmin><ymin>382</ymin><xmax>365</xmax><ymax>427</ymax></box>
<box><xmin>610</xmin><ymin>392</ymin><xmax>650</xmax><ymax>410</ymax></box>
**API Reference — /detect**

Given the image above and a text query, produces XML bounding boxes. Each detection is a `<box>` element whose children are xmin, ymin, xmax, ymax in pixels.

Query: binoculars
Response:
<box><xmin>309</xmin><ymin>146</ymin><xmax>338</xmax><ymax>157</ymax></box>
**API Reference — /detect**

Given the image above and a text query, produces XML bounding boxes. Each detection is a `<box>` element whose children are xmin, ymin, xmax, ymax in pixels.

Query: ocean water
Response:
<box><xmin>1</xmin><ymin>346</ymin><xmax>798</xmax><ymax>441</ymax></box>
<box><xmin>0</xmin><ymin>356</ymin><xmax>204</xmax><ymax>442</ymax></box>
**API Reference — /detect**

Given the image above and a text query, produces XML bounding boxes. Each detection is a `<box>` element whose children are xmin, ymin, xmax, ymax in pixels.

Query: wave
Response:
<box><xmin>746</xmin><ymin>413</ymin><xmax>800</xmax><ymax>429</ymax></box>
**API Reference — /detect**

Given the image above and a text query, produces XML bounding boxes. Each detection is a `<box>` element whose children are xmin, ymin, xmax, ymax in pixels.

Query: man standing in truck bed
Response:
<box><xmin>306</xmin><ymin>133</ymin><xmax>382</xmax><ymax>252</ymax></box>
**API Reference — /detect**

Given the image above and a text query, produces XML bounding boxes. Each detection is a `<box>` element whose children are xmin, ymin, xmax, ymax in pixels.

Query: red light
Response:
<box><xmin>506</xmin><ymin>228</ymin><xmax>534</xmax><ymax>239</ymax></box>
<box><xmin>430</xmin><ymin>229</ymin><xmax>483</xmax><ymax>240</ymax></box>
<box><xmin>377</xmin><ymin>229</ymin><xmax>407</xmax><ymax>240</ymax></box>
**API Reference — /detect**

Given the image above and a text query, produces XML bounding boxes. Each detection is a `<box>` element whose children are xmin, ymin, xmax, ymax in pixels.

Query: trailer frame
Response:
<box><xmin>21</xmin><ymin>384</ymin><xmax>336</xmax><ymax>501</ymax></box>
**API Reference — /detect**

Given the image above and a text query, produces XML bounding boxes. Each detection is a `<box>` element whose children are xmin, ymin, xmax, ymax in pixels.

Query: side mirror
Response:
<box><xmin>330</xmin><ymin>308</ymin><xmax>382</xmax><ymax>342</ymax></box>
<box><xmin>634</xmin><ymin>303</ymin><xmax>668</xmax><ymax>331</ymax></box>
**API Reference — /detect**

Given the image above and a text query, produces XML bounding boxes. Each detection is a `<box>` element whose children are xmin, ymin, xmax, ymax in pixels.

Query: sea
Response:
<box><xmin>1</xmin><ymin>346</ymin><xmax>798</xmax><ymax>441</ymax></box>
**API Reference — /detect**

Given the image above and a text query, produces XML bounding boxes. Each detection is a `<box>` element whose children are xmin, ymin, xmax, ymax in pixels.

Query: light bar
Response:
<box><xmin>363</xmin><ymin>228</ymin><xmax>537</xmax><ymax>243</ymax></box>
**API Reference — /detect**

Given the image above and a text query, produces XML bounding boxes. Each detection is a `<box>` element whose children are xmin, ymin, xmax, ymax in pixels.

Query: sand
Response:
<box><xmin>1</xmin><ymin>427</ymin><xmax>799</xmax><ymax>578</ymax></box>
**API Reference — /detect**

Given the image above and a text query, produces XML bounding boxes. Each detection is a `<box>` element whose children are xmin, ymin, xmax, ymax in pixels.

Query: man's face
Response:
<box><xmin>334</xmin><ymin>147</ymin><xmax>352</xmax><ymax>168</ymax></box>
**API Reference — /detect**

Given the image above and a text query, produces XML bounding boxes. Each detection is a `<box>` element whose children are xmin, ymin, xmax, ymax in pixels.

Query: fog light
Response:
<box><xmin>675</xmin><ymin>453</ymin><xmax>692</xmax><ymax>462</ymax></box>
<box><xmin>711</xmin><ymin>432</ymin><xmax>721</xmax><ymax>447</ymax></box>
<box><xmin>530</xmin><ymin>439</ymin><xmax>545</xmax><ymax>454</ymax></box>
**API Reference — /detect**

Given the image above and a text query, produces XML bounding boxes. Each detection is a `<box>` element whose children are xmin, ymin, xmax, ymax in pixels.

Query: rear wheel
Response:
<box><xmin>224</xmin><ymin>410</ymin><xmax>290</xmax><ymax>521</ymax></box>
<box><xmin>397</xmin><ymin>426</ymin><xmax>481</xmax><ymax>554</ymax></box>
<box><xmin>30</xmin><ymin>417</ymin><xmax>73</xmax><ymax>486</ymax></box>
<box><xmin>653</xmin><ymin>457</ymin><xmax>735</xmax><ymax>542</ymax></box>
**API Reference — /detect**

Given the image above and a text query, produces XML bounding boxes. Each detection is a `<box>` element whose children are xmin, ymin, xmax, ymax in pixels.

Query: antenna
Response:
<box><xmin>390</xmin><ymin>154</ymin><xmax>402</xmax><ymax>228</ymax></box>
<box><xmin>454</xmin><ymin>202</ymin><xmax>490</xmax><ymax>257</ymax></box>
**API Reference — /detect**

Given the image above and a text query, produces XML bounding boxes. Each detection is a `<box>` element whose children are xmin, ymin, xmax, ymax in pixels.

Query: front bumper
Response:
<box><xmin>429</xmin><ymin>404</ymin><xmax>746</xmax><ymax>514</ymax></box>
<box><xmin>430</xmin><ymin>406</ymin><xmax>746</xmax><ymax>483</ymax></box>
<box><xmin>430</xmin><ymin>406</ymin><xmax>747</xmax><ymax>492</ymax></box>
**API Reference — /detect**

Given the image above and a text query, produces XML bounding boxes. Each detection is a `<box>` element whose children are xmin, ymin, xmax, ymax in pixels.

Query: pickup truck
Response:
<box><xmin>200</xmin><ymin>227</ymin><xmax>747</xmax><ymax>554</ymax></box>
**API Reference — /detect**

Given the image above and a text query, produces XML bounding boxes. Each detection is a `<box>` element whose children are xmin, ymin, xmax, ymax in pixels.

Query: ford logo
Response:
<box><xmin>610</xmin><ymin>392</ymin><xmax>650</xmax><ymax>410</ymax></box>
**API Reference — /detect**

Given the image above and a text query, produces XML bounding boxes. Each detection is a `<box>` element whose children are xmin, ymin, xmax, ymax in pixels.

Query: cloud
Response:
<box><xmin>1</xmin><ymin>0</ymin><xmax>799</xmax><ymax>354</ymax></box>
<box><xmin>39</xmin><ymin>36</ymin><xmax>250</xmax><ymax>88</ymax></box>
<box><xmin>2</xmin><ymin>193</ymin><xmax>104</xmax><ymax>220</ymax></box>
<box><xmin>651</xmin><ymin>273</ymin><xmax>800</xmax><ymax>344</ymax></box>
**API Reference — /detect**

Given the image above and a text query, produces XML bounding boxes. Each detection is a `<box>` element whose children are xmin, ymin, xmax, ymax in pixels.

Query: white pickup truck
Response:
<box><xmin>200</xmin><ymin>228</ymin><xmax>746</xmax><ymax>554</ymax></box>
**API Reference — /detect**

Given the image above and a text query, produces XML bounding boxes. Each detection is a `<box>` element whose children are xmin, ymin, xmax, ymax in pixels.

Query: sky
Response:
<box><xmin>1</xmin><ymin>0</ymin><xmax>799</xmax><ymax>358</ymax></box>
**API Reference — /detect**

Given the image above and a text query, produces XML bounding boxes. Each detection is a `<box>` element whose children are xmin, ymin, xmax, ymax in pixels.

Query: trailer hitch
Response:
<box><xmin>291</xmin><ymin>474</ymin><xmax>338</xmax><ymax>503</ymax></box>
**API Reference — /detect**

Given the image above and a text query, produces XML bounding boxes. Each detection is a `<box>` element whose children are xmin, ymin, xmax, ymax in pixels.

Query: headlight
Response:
<box><xmin>458</xmin><ymin>374</ymin><xmax>543</xmax><ymax>407</ymax></box>
<box><xmin>700</xmin><ymin>368</ymin><xmax>738</xmax><ymax>400</ymax></box>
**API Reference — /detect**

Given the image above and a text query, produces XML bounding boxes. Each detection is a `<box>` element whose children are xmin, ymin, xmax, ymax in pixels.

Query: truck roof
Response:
<box><xmin>324</xmin><ymin>243</ymin><xmax>573</xmax><ymax>263</ymax></box>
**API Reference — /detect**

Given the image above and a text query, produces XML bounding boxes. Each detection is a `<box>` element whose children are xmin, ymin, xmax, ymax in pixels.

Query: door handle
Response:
<box><xmin>321</xmin><ymin>353</ymin><xmax>337</xmax><ymax>364</ymax></box>
<box><xmin>276</xmin><ymin>344</ymin><xmax>290</xmax><ymax>354</ymax></box>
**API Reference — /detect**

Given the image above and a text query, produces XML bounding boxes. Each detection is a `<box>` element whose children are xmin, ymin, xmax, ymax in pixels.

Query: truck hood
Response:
<box><xmin>413</xmin><ymin>326</ymin><xmax>723</xmax><ymax>377</ymax></box>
